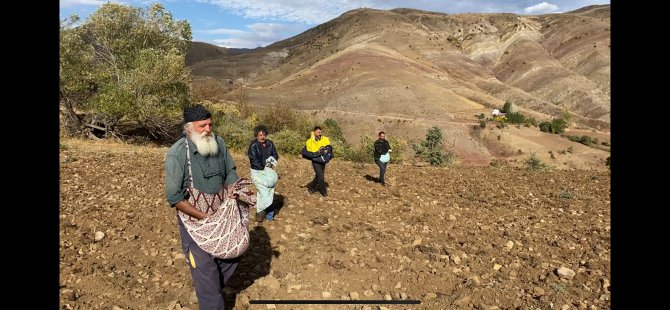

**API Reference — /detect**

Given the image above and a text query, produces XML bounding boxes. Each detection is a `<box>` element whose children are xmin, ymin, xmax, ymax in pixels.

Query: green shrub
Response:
<box><xmin>526</xmin><ymin>153</ymin><xmax>548</xmax><ymax>171</ymax></box>
<box><xmin>539</xmin><ymin>118</ymin><xmax>567</xmax><ymax>134</ymax></box>
<box><xmin>506</xmin><ymin>112</ymin><xmax>526</xmax><ymax>124</ymax></box>
<box><xmin>339</xmin><ymin>136</ymin><xmax>374</xmax><ymax>163</ymax></box>
<box><xmin>413</xmin><ymin>126</ymin><xmax>453</xmax><ymax>166</ymax></box>
<box><xmin>271</xmin><ymin>129</ymin><xmax>306</xmax><ymax>156</ymax></box>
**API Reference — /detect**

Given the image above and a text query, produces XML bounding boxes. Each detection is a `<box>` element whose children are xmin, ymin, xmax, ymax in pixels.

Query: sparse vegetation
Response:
<box><xmin>413</xmin><ymin>126</ymin><xmax>453</xmax><ymax>166</ymax></box>
<box><xmin>566</xmin><ymin>135</ymin><xmax>594</xmax><ymax>146</ymax></box>
<box><xmin>526</xmin><ymin>153</ymin><xmax>548</xmax><ymax>171</ymax></box>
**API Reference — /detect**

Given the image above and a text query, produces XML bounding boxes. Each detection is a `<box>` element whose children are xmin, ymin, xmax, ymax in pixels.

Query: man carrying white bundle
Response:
<box><xmin>247</xmin><ymin>125</ymin><xmax>279</xmax><ymax>223</ymax></box>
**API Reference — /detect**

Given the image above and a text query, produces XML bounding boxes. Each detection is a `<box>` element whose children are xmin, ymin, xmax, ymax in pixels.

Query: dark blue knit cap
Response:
<box><xmin>183</xmin><ymin>104</ymin><xmax>212</xmax><ymax>123</ymax></box>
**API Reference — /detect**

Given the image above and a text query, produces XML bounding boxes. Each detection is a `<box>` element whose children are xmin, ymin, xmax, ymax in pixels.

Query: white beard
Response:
<box><xmin>190</xmin><ymin>131</ymin><xmax>219</xmax><ymax>156</ymax></box>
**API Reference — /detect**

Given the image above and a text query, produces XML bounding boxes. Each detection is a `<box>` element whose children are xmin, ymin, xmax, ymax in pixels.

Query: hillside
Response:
<box><xmin>186</xmin><ymin>6</ymin><xmax>610</xmax><ymax>166</ymax></box>
<box><xmin>59</xmin><ymin>138</ymin><xmax>611</xmax><ymax>309</ymax></box>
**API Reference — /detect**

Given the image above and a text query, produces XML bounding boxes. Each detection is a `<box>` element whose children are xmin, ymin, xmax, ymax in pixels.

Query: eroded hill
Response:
<box><xmin>186</xmin><ymin>6</ymin><xmax>610</xmax><ymax>167</ymax></box>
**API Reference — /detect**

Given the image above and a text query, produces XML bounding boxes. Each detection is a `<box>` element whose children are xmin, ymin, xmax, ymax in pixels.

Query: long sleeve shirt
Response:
<box><xmin>165</xmin><ymin>136</ymin><xmax>238</xmax><ymax>207</ymax></box>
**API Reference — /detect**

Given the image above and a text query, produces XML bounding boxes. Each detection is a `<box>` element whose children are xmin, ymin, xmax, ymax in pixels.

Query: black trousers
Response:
<box><xmin>310</xmin><ymin>161</ymin><xmax>327</xmax><ymax>195</ymax></box>
<box><xmin>375</xmin><ymin>159</ymin><xmax>387</xmax><ymax>183</ymax></box>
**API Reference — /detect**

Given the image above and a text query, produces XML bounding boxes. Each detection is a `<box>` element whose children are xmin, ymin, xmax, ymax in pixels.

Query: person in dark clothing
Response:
<box><xmin>248</xmin><ymin>125</ymin><xmax>279</xmax><ymax>222</ymax></box>
<box><xmin>300</xmin><ymin>126</ymin><xmax>332</xmax><ymax>197</ymax></box>
<box><xmin>373</xmin><ymin>131</ymin><xmax>391</xmax><ymax>185</ymax></box>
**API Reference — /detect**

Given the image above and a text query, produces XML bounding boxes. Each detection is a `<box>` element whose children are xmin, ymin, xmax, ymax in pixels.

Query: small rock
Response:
<box><xmin>95</xmin><ymin>231</ymin><xmax>105</xmax><ymax>241</ymax></box>
<box><xmin>266</xmin><ymin>305</ymin><xmax>276</xmax><ymax>309</ymax></box>
<box><xmin>284</xmin><ymin>226</ymin><xmax>292</xmax><ymax>233</ymax></box>
<box><xmin>395</xmin><ymin>282</ymin><xmax>401</xmax><ymax>288</ymax></box>
<box><xmin>372</xmin><ymin>284</ymin><xmax>380</xmax><ymax>290</ymax></box>
<box><xmin>424</xmin><ymin>293</ymin><xmax>437</xmax><ymax>300</ymax></box>
<box><xmin>493</xmin><ymin>264</ymin><xmax>502</xmax><ymax>271</ymax></box>
<box><xmin>400</xmin><ymin>293</ymin><xmax>408</xmax><ymax>300</ymax></box>
<box><xmin>174</xmin><ymin>253</ymin><xmax>186</xmax><ymax>261</ymax></box>
<box><xmin>322</xmin><ymin>292</ymin><xmax>332</xmax><ymax>299</ymax></box>
<box><xmin>561</xmin><ymin>305</ymin><xmax>570</xmax><ymax>310</ymax></box>
<box><xmin>505</xmin><ymin>241</ymin><xmax>514</xmax><ymax>249</ymax></box>
<box><xmin>449</xmin><ymin>214</ymin><xmax>457</xmax><ymax>221</ymax></box>
<box><xmin>362</xmin><ymin>306</ymin><xmax>372</xmax><ymax>310</ymax></box>
<box><xmin>532</xmin><ymin>287</ymin><xmax>545</xmax><ymax>298</ymax></box>
<box><xmin>453</xmin><ymin>295</ymin><xmax>471</xmax><ymax>306</ymax></box>
<box><xmin>363</xmin><ymin>290</ymin><xmax>374</xmax><ymax>297</ymax></box>
<box><xmin>384</xmin><ymin>294</ymin><xmax>392</xmax><ymax>300</ymax></box>
<box><xmin>557</xmin><ymin>267</ymin><xmax>576</xmax><ymax>279</ymax></box>
<box><xmin>452</xmin><ymin>255</ymin><xmax>461</xmax><ymax>265</ymax></box>
<box><xmin>349</xmin><ymin>292</ymin><xmax>360</xmax><ymax>300</ymax></box>
<box><xmin>112</xmin><ymin>307</ymin><xmax>123</xmax><ymax>310</ymax></box>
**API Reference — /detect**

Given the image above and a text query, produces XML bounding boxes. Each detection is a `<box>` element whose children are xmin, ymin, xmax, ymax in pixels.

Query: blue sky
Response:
<box><xmin>60</xmin><ymin>0</ymin><xmax>610</xmax><ymax>49</ymax></box>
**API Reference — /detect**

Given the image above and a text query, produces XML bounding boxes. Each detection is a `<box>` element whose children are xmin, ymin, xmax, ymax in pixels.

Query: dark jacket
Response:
<box><xmin>301</xmin><ymin>145</ymin><xmax>333</xmax><ymax>164</ymax></box>
<box><xmin>373</xmin><ymin>139</ymin><xmax>391</xmax><ymax>160</ymax></box>
<box><xmin>248</xmin><ymin>139</ymin><xmax>279</xmax><ymax>170</ymax></box>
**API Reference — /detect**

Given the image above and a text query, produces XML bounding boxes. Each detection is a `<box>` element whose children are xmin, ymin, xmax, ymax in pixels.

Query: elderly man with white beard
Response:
<box><xmin>165</xmin><ymin>104</ymin><xmax>240</xmax><ymax>309</ymax></box>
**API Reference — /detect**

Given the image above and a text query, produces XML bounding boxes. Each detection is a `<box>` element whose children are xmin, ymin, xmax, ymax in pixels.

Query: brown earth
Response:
<box><xmin>60</xmin><ymin>138</ymin><xmax>610</xmax><ymax>309</ymax></box>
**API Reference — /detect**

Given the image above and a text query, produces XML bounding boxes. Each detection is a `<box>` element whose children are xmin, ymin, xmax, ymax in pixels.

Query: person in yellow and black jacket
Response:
<box><xmin>300</xmin><ymin>126</ymin><xmax>332</xmax><ymax>197</ymax></box>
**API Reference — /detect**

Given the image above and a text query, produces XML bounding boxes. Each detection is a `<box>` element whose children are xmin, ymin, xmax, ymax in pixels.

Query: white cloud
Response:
<box><xmin>60</xmin><ymin>0</ymin><xmax>108</xmax><ymax>7</ymax></box>
<box><xmin>204</xmin><ymin>0</ymin><xmax>380</xmax><ymax>24</ymax></box>
<box><xmin>523</xmin><ymin>2</ymin><xmax>560</xmax><ymax>14</ymax></box>
<box><xmin>202</xmin><ymin>23</ymin><xmax>304</xmax><ymax>48</ymax></box>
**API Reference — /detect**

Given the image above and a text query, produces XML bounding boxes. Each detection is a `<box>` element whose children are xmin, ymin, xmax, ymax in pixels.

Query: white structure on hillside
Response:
<box><xmin>492</xmin><ymin>109</ymin><xmax>505</xmax><ymax>116</ymax></box>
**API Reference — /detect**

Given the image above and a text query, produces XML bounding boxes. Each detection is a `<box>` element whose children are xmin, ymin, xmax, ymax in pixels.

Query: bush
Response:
<box><xmin>539</xmin><ymin>118</ymin><xmax>567</xmax><ymax>134</ymax></box>
<box><xmin>502</xmin><ymin>101</ymin><xmax>513</xmax><ymax>113</ymax></box>
<box><xmin>413</xmin><ymin>126</ymin><xmax>453</xmax><ymax>166</ymax></box>
<box><xmin>339</xmin><ymin>136</ymin><xmax>374</xmax><ymax>163</ymax></box>
<box><xmin>271</xmin><ymin>129</ymin><xmax>306</xmax><ymax>156</ymax></box>
<box><xmin>506</xmin><ymin>112</ymin><xmax>526</xmax><ymax>124</ymax></box>
<box><xmin>526</xmin><ymin>153</ymin><xmax>548</xmax><ymax>171</ymax></box>
<box><xmin>479</xmin><ymin>120</ymin><xmax>487</xmax><ymax>129</ymax></box>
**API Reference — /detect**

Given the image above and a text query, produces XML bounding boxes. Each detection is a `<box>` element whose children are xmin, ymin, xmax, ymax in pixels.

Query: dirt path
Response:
<box><xmin>59</xmin><ymin>138</ymin><xmax>610</xmax><ymax>310</ymax></box>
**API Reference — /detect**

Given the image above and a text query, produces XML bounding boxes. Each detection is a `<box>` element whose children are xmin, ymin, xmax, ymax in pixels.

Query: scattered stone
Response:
<box><xmin>449</xmin><ymin>214</ymin><xmax>457</xmax><ymax>221</ymax></box>
<box><xmin>349</xmin><ymin>292</ymin><xmax>360</xmax><ymax>300</ymax></box>
<box><xmin>411</xmin><ymin>239</ymin><xmax>422</xmax><ymax>246</ymax></box>
<box><xmin>505</xmin><ymin>241</ymin><xmax>514</xmax><ymax>249</ymax></box>
<box><xmin>493</xmin><ymin>264</ymin><xmax>502</xmax><ymax>271</ymax></box>
<box><xmin>424</xmin><ymin>293</ymin><xmax>437</xmax><ymax>300</ymax></box>
<box><xmin>95</xmin><ymin>231</ymin><xmax>105</xmax><ymax>241</ymax></box>
<box><xmin>322</xmin><ymin>292</ymin><xmax>332</xmax><ymax>299</ymax></box>
<box><xmin>384</xmin><ymin>294</ymin><xmax>392</xmax><ymax>300</ymax></box>
<box><xmin>453</xmin><ymin>295</ymin><xmax>471</xmax><ymax>307</ymax></box>
<box><xmin>532</xmin><ymin>287</ymin><xmax>545</xmax><ymax>298</ymax></box>
<box><xmin>557</xmin><ymin>267</ymin><xmax>576</xmax><ymax>279</ymax></box>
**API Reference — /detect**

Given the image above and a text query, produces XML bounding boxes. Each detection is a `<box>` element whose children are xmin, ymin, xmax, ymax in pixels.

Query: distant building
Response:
<box><xmin>492</xmin><ymin>109</ymin><xmax>505</xmax><ymax>116</ymax></box>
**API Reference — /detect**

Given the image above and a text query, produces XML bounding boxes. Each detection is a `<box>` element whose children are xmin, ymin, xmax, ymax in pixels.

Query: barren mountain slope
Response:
<box><xmin>60</xmin><ymin>138</ymin><xmax>611</xmax><ymax>310</ymax></box>
<box><xmin>189</xmin><ymin>6</ymin><xmax>609</xmax><ymax>122</ymax></box>
<box><xmin>186</xmin><ymin>6</ymin><xmax>610</xmax><ymax>166</ymax></box>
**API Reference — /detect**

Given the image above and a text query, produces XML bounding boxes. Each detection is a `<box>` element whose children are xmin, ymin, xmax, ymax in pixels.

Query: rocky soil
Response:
<box><xmin>60</xmin><ymin>138</ymin><xmax>610</xmax><ymax>310</ymax></box>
